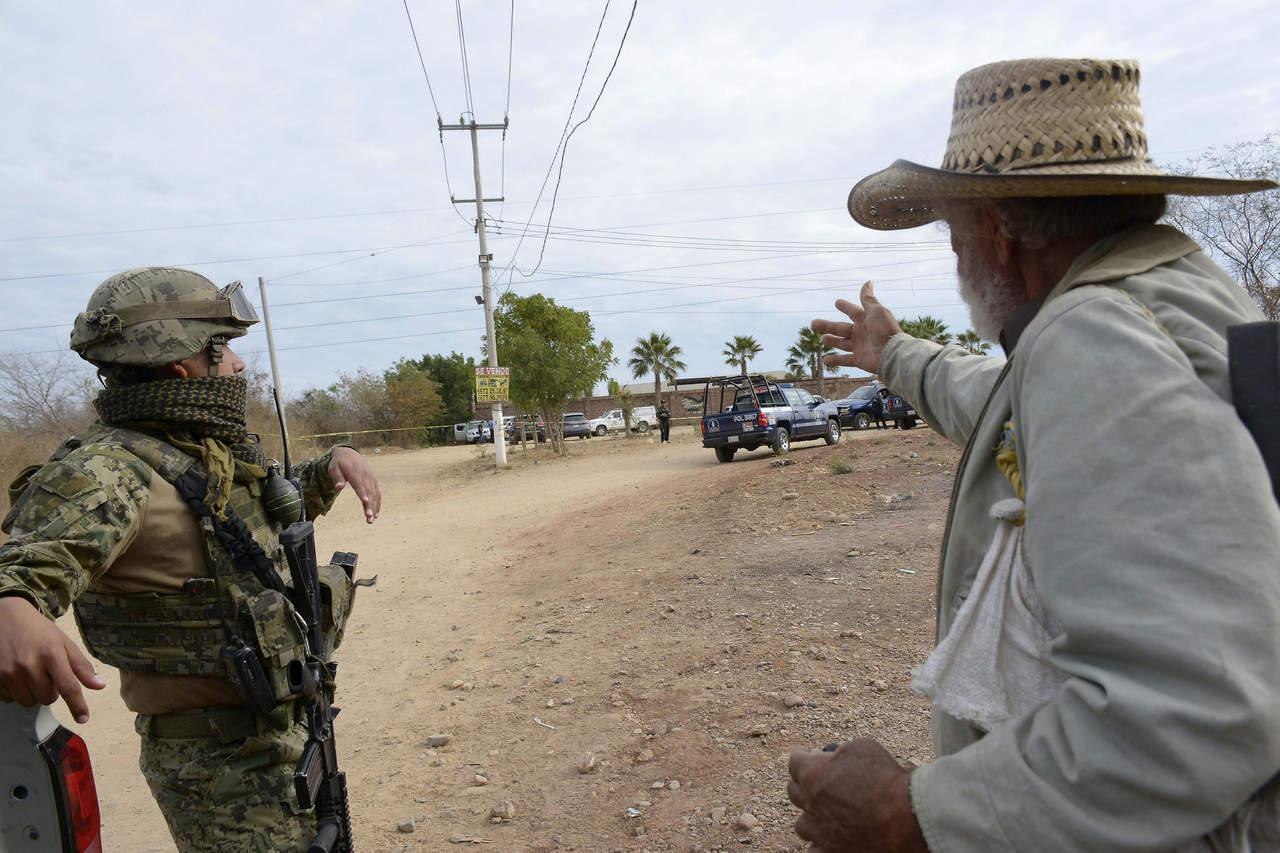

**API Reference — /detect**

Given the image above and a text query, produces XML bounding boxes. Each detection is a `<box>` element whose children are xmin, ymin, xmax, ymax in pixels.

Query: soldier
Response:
<box><xmin>0</xmin><ymin>267</ymin><xmax>381</xmax><ymax>852</ymax></box>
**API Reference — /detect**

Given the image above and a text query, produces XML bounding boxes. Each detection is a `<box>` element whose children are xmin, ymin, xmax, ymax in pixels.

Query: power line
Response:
<box><xmin>268</xmin><ymin>263</ymin><xmax>938</xmax><ymax>329</ymax></box>
<box><xmin>402</xmin><ymin>0</ymin><xmax>442</xmax><ymax>114</ymax></box>
<box><xmin>495</xmin><ymin>0</ymin><xmax>616</xmax><ymax>287</ymax></box>
<box><xmin>488</xmin><ymin>220</ymin><xmax>948</xmax><ymax>253</ymax></box>
<box><xmin>8</xmin><ymin>273</ymin><xmax>966</xmax><ymax>358</ymax></box>
<box><xmin>455</xmin><ymin>0</ymin><xmax>475</xmax><ymax>118</ymax></box>
<box><xmin>0</xmin><ymin>206</ymin><xmax>444</xmax><ymax>244</ymax></box>
<box><xmin>0</xmin><ymin>233</ymin><xmax>951</xmax><ymax>334</ymax></box>
<box><xmin>263</xmin><ymin>229</ymin><xmax>465</xmax><ymax>282</ymax></box>
<box><xmin>504</xmin><ymin>0</ymin><xmax>514</xmax><ymax>119</ymax></box>
<box><xmin>256</xmin><ymin>249</ymin><xmax>854</xmax><ymax>310</ymax></box>
<box><xmin>1</xmin><ymin>212</ymin><xmax>943</xmax><ymax>286</ymax></box>
<box><xmin>0</xmin><ymin>175</ymin><xmax>863</xmax><ymax>245</ymax></box>
<box><xmin>242</xmin><ymin>325</ymin><xmax>486</xmax><ymax>355</ymax></box>
<box><xmin>4</xmin><ymin>251</ymin><xmax>957</xmax><ymax>342</ymax></box>
<box><xmin>267</xmin><ymin>263</ymin><xmax>476</xmax><ymax>288</ymax></box>
<box><xmin>518</xmin><ymin>0</ymin><xmax>637</xmax><ymax>279</ymax></box>
<box><xmin>0</xmin><ymin>239</ymin><xmax>446</xmax><ymax>284</ymax></box>
<box><xmin>402</xmin><ymin>0</ymin><xmax>473</xmax><ymax>228</ymax></box>
<box><xmin>500</xmin><ymin>0</ymin><xmax>514</xmax><ymax>219</ymax></box>
<box><xmin>593</xmin><ymin>272</ymin><xmax>958</xmax><ymax>318</ymax></box>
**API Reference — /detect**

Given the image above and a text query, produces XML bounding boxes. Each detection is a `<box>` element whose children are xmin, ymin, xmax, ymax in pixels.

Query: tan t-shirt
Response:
<box><xmin>91</xmin><ymin>474</ymin><xmax>241</xmax><ymax>713</ymax></box>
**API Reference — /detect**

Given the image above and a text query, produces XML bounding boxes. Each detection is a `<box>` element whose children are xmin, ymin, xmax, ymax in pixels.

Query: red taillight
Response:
<box><xmin>42</xmin><ymin>727</ymin><xmax>102</xmax><ymax>853</ymax></box>
<box><xmin>757</xmin><ymin>412</ymin><xmax>768</xmax><ymax>428</ymax></box>
<box><xmin>700</xmin><ymin>421</ymin><xmax>706</xmax><ymax>436</ymax></box>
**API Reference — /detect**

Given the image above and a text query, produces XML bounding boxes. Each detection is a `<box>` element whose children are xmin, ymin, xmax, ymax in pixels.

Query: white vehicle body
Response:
<box><xmin>588</xmin><ymin>406</ymin><xmax>657</xmax><ymax>436</ymax></box>
<box><xmin>452</xmin><ymin>420</ymin><xmax>492</xmax><ymax>444</ymax></box>
<box><xmin>1</xmin><ymin>701</ymin><xmax>102</xmax><ymax>852</ymax></box>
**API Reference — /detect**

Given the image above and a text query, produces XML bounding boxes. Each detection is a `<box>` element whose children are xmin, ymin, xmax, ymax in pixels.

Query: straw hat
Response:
<box><xmin>848</xmin><ymin>58</ymin><xmax>1278</xmax><ymax>230</ymax></box>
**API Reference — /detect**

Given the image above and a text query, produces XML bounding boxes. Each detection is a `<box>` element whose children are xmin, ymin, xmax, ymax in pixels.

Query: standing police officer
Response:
<box><xmin>0</xmin><ymin>267</ymin><xmax>381</xmax><ymax>852</ymax></box>
<box><xmin>656</xmin><ymin>400</ymin><xmax>672</xmax><ymax>443</ymax></box>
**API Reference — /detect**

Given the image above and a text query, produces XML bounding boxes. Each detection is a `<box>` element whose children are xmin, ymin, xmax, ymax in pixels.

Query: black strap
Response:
<box><xmin>172</xmin><ymin>468</ymin><xmax>285</xmax><ymax>594</ymax></box>
<box><xmin>1228</xmin><ymin>322</ymin><xmax>1280</xmax><ymax>503</ymax></box>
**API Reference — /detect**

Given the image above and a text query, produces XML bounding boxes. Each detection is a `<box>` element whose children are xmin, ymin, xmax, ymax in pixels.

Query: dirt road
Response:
<box><xmin>67</xmin><ymin>424</ymin><xmax>959</xmax><ymax>852</ymax></box>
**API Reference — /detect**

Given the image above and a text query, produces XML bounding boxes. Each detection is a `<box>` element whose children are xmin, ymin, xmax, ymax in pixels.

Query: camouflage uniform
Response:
<box><xmin>134</xmin><ymin>707</ymin><xmax>311</xmax><ymax>853</ymax></box>
<box><xmin>0</xmin><ymin>267</ymin><xmax>350</xmax><ymax>852</ymax></box>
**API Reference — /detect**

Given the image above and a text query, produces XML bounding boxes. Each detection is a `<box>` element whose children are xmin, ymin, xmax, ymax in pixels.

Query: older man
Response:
<box><xmin>790</xmin><ymin>58</ymin><xmax>1280</xmax><ymax>851</ymax></box>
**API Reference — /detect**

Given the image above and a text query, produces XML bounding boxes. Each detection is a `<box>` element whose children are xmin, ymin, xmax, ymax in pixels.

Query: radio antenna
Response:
<box><xmin>258</xmin><ymin>276</ymin><xmax>293</xmax><ymax>479</ymax></box>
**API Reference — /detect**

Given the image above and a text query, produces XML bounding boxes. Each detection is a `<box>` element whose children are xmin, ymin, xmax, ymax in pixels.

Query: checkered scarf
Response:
<box><xmin>94</xmin><ymin>375</ymin><xmax>267</xmax><ymax>516</ymax></box>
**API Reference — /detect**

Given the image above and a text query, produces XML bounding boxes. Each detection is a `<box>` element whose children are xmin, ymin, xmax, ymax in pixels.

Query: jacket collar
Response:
<box><xmin>998</xmin><ymin>224</ymin><xmax>1201</xmax><ymax>354</ymax></box>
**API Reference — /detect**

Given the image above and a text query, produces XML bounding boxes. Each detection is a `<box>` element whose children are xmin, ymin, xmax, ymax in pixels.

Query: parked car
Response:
<box><xmin>587</xmin><ymin>406</ymin><xmax>657</xmax><ymax>436</ymax></box>
<box><xmin>452</xmin><ymin>420</ymin><xmax>491</xmax><ymax>444</ymax></box>
<box><xmin>560</xmin><ymin>412</ymin><xmax>592</xmax><ymax>440</ymax></box>
<box><xmin>0</xmin><ymin>701</ymin><xmax>102</xmax><ymax>853</ymax></box>
<box><xmin>833</xmin><ymin>382</ymin><xmax>920</xmax><ymax>430</ymax></box>
<box><xmin>698</xmin><ymin>375</ymin><xmax>841</xmax><ymax>462</ymax></box>
<box><xmin>505</xmin><ymin>414</ymin><xmax>546</xmax><ymax>442</ymax></box>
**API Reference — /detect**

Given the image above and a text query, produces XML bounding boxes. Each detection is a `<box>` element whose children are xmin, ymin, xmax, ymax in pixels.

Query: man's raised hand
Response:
<box><xmin>811</xmin><ymin>281</ymin><xmax>903</xmax><ymax>376</ymax></box>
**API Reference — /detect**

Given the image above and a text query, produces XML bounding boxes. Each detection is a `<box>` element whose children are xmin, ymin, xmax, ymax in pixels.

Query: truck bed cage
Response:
<box><xmin>673</xmin><ymin>373</ymin><xmax>775</xmax><ymax>388</ymax></box>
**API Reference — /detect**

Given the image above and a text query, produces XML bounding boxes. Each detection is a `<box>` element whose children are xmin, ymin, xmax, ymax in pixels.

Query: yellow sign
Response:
<box><xmin>475</xmin><ymin>366</ymin><xmax>511</xmax><ymax>402</ymax></box>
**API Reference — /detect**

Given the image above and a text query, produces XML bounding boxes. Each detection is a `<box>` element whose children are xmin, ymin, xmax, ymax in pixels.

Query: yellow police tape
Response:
<box><xmin>292</xmin><ymin>416</ymin><xmax>697</xmax><ymax>442</ymax></box>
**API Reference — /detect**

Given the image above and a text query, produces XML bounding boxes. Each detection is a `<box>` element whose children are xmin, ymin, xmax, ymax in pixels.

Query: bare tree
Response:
<box><xmin>1165</xmin><ymin>134</ymin><xmax>1280</xmax><ymax>320</ymax></box>
<box><xmin>0</xmin><ymin>351</ymin><xmax>97</xmax><ymax>434</ymax></box>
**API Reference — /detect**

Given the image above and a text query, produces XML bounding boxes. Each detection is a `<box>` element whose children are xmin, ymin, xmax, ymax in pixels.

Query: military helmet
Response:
<box><xmin>70</xmin><ymin>267</ymin><xmax>258</xmax><ymax>367</ymax></box>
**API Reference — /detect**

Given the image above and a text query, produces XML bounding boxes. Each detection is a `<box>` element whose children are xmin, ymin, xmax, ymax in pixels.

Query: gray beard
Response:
<box><xmin>956</xmin><ymin>243</ymin><xmax>1026</xmax><ymax>343</ymax></box>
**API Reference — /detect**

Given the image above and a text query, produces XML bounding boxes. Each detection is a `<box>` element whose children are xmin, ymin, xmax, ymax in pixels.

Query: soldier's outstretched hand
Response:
<box><xmin>328</xmin><ymin>446</ymin><xmax>381</xmax><ymax>523</ymax></box>
<box><xmin>0</xmin><ymin>596</ymin><xmax>105</xmax><ymax>723</ymax></box>
<box><xmin>811</xmin><ymin>281</ymin><xmax>903</xmax><ymax>376</ymax></box>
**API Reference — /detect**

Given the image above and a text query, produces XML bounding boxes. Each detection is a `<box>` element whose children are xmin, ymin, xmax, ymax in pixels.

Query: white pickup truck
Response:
<box><xmin>0</xmin><ymin>701</ymin><xmax>102</xmax><ymax>852</ymax></box>
<box><xmin>588</xmin><ymin>406</ymin><xmax>658</xmax><ymax>436</ymax></box>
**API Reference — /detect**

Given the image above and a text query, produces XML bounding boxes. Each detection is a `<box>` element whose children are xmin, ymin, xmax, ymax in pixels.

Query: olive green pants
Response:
<box><xmin>136</xmin><ymin>707</ymin><xmax>314</xmax><ymax>853</ymax></box>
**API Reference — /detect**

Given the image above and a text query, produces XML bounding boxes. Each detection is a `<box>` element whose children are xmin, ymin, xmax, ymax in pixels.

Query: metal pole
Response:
<box><xmin>466</xmin><ymin>119</ymin><xmax>506</xmax><ymax>468</ymax></box>
<box><xmin>258</xmin><ymin>276</ymin><xmax>293</xmax><ymax>475</ymax></box>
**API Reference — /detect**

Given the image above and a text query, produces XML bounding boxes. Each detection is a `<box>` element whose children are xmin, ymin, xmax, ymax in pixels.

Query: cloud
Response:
<box><xmin>3</xmin><ymin>0</ymin><xmax>1275</xmax><ymax>399</ymax></box>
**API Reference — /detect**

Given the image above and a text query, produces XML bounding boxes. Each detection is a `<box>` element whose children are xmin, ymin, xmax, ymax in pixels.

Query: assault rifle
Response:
<box><xmin>280</xmin><ymin>522</ymin><xmax>355</xmax><ymax>853</ymax></box>
<box><xmin>259</xmin><ymin>277</ymin><xmax>358</xmax><ymax>853</ymax></box>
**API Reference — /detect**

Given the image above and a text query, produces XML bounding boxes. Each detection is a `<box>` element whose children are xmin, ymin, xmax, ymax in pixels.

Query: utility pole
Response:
<box><xmin>441</xmin><ymin>115</ymin><xmax>509</xmax><ymax>468</ymax></box>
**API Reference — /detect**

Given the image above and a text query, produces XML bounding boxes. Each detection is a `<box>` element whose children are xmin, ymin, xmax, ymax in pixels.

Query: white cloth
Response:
<box><xmin>911</xmin><ymin>497</ymin><xmax>1064</xmax><ymax>732</ymax></box>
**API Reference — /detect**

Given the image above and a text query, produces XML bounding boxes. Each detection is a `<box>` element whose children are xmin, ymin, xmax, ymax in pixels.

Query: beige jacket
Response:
<box><xmin>882</xmin><ymin>225</ymin><xmax>1280</xmax><ymax>851</ymax></box>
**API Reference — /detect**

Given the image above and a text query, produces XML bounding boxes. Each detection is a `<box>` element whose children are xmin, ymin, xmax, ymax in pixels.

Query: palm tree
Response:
<box><xmin>956</xmin><ymin>329</ymin><xmax>991</xmax><ymax>355</ymax></box>
<box><xmin>722</xmin><ymin>335</ymin><xmax>762</xmax><ymax>375</ymax></box>
<box><xmin>899</xmin><ymin>315</ymin><xmax>954</xmax><ymax>345</ymax></box>
<box><xmin>629</xmin><ymin>332</ymin><xmax>687</xmax><ymax>407</ymax></box>
<box><xmin>784</xmin><ymin>351</ymin><xmax>807</xmax><ymax>379</ymax></box>
<box><xmin>786</xmin><ymin>326</ymin><xmax>835</xmax><ymax>397</ymax></box>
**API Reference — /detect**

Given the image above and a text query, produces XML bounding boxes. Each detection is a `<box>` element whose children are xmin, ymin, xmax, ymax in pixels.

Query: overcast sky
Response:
<box><xmin>3</xmin><ymin>1</ymin><xmax>1278</xmax><ymax>401</ymax></box>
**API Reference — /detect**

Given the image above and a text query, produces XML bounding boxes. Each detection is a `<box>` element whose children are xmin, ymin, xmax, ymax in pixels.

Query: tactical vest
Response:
<box><xmin>18</xmin><ymin>426</ymin><xmax>353</xmax><ymax>708</ymax></box>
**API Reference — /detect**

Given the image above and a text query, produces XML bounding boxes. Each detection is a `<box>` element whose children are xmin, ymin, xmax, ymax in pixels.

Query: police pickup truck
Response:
<box><xmin>833</xmin><ymin>381</ymin><xmax>920</xmax><ymax>430</ymax></box>
<box><xmin>694</xmin><ymin>375</ymin><xmax>841</xmax><ymax>463</ymax></box>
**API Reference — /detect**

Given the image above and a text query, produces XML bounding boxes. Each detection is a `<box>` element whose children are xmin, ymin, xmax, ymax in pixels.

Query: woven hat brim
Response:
<box><xmin>848</xmin><ymin>159</ymin><xmax>1278</xmax><ymax>230</ymax></box>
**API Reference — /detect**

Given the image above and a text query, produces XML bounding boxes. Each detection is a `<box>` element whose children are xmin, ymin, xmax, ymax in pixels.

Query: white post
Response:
<box><xmin>257</xmin><ymin>276</ymin><xmax>292</xmax><ymax>472</ymax></box>
<box><xmin>467</xmin><ymin>121</ymin><xmax>506</xmax><ymax>468</ymax></box>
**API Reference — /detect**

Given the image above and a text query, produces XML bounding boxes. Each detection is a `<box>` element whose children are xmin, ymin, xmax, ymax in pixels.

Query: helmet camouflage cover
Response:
<box><xmin>70</xmin><ymin>267</ymin><xmax>258</xmax><ymax>367</ymax></box>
